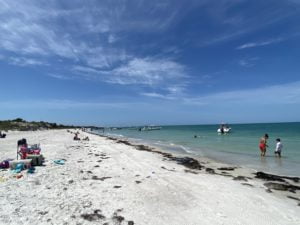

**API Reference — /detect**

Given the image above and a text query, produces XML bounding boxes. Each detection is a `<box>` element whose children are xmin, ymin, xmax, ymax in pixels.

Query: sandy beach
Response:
<box><xmin>0</xmin><ymin>129</ymin><xmax>299</xmax><ymax>225</ymax></box>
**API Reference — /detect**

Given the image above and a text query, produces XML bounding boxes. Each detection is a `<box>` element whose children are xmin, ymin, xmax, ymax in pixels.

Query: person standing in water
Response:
<box><xmin>274</xmin><ymin>138</ymin><xmax>283</xmax><ymax>157</ymax></box>
<box><xmin>259</xmin><ymin>133</ymin><xmax>269</xmax><ymax>157</ymax></box>
<box><xmin>220</xmin><ymin>124</ymin><xmax>225</xmax><ymax>134</ymax></box>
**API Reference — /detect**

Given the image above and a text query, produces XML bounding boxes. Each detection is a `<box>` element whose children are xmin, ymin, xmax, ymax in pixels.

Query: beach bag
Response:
<box><xmin>29</xmin><ymin>144</ymin><xmax>41</xmax><ymax>155</ymax></box>
<box><xmin>26</xmin><ymin>154</ymin><xmax>44</xmax><ymax>166</ymax></box>
<box><xmin>0</xmin><ymin>160</ymin><xmax>9</xmax><ymax>169</ymax></box>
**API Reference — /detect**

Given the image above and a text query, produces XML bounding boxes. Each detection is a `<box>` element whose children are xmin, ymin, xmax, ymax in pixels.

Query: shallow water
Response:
<box><xmin>96</xmin><ymin>122</ymin><xmax>300</xmax><ymax>177</ymax></box>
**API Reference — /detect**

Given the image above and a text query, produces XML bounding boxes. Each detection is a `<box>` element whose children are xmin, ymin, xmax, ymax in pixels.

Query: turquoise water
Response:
<box><xmin>98</xmin><ymin>123</ymin><xmax>300</xmax><ymax>177</ymax></box>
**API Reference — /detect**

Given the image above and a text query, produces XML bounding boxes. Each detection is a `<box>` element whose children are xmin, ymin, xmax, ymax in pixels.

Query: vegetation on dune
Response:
<box><xmin>0</xmin><ymin>118</ymin><xmax>76</xmax><ymax>131</ymax></box>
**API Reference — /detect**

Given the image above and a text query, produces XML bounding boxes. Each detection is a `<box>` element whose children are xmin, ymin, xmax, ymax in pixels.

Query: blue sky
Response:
<box><xmin>1</xmin><ymin>0</ymin><xmax>300</xmax><ymax>126</ymax></box>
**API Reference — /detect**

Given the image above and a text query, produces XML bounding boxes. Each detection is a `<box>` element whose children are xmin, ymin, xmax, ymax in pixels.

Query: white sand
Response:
<box><xmin>0</xmin><ymin>129</ymin><xmax>299</xmax><ymax>225</ymax></box>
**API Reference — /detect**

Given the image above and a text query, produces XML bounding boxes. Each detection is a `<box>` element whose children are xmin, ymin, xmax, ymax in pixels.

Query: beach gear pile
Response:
<box><xmin>17</xmin><ymin>140</ymin><xmax>44</xmax><ymax>167</ymax></box>
<box><xmin>19</xmin><ymin>144</ymin><xmax>42</xmax><ymax>160</ymax></box>
<box><xmin>0</xmin><ymin>138</ymin><xmax>45</xmax><ymax>179</ymax></box>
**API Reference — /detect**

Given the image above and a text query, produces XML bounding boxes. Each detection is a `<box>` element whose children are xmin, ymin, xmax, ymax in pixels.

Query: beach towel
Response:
<box><xmin>14</xmin><ymin>163</ymin><xmax>25</xmax><ymax>173</ymax></box>
<box><xmin>54</xmin><ymin>159</ymin><xmax>65</xmax><ymax>165</ymax></box>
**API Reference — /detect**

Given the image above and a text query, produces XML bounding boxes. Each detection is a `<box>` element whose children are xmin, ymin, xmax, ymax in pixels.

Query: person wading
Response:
<box><xmin>259</xmin><ymin>133</ymin><xmax>269</xmax><ymax>157</ymax></box>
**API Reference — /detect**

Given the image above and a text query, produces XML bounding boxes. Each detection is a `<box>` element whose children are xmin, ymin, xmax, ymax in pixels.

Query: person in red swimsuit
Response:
<box><xmin>259</xmin><ymin>134</ymin><xmax>269</xmax><ymax>157</ymax></box>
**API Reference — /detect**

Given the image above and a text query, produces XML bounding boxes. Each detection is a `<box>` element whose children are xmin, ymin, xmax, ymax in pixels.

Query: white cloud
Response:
<box><xmin>9</xmin><ymin>57</ymin><xmax>48</xmax><ymax>66</ymax></box>
<box><xmin>0</xmin><ymin>1</ymin><xmax>130</xmax><ymax>70</ymax></box>
<box><xmin>47</xmin><ymin>73</ymin><xmax>71</xmax><ymax>80</ymax></box>
<box><xmin>0</xmin><ymin>99</ymin><xmax>147</xmax><ymax>110</ymax></box>
<box><xmin>140</xmin><ymin>92</ymin><xmax>174</xmax><ymax>100</ymax></box>
<box><xmin>108</xmin><ymin>58</ymin><xmax>187</xmax><ymax>86</ymax></box>
<box><xmin>237</xmin><ymin>38</ymin><xmax>283</xmax><ymax>50</ymax></box>
<box><xmin>108</xmin><ymin>34</ymin><xmax>117</xmax><ymax>44</ymax></box>
<box><xmin>71</xmin><ymin>57</ymin><xmax>187</xmax><ymax>89</ymax></box>
<box><xmin>166</xmin><ymin>85</ymin><xmax>185</xmax><ymax>95</ymax></box>
<box><xmin>183</xmin><ymin>81</ymin><xmax>300</xmax><ymax>106</ymax></box>
<box><xmin>0</xmin><ymin>0</ymin><xmax>182</xmax><ymax>60</ymax></box>
<box><xmin>72</xmin><ymin>65</ymin><xmax>101</xmax><ymax>74</ymax></box>
<box><xmin>238</xmin><ymin>60</ymin><xmax>250</xmax><ymax>67</ymax></box>
<box><xmin>238</xmin><ymin>57</ymin><xmax>259</xmax><ymax>67</ymax></box>
<box><xmin>196</xmin><ymin>0</ymin><xmax>297</xmax><ymax>47</ymax></box>
<box><xmin>0</xmin><ymin>16</ymin><xmax>79</xmax><ymax>58</ymax></box>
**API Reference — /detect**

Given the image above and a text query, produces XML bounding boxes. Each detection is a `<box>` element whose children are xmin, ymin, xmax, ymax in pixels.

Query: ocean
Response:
<box><xmin>94</xmin><ymin>122</ymin><xmax>300</xmax><ymax>177</ymax></box>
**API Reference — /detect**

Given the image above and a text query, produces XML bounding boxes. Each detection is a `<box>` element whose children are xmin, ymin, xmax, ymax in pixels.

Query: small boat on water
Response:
<box><xmin>139</xmin><ymin>125</ymin><xmax>162</xmax><ymax>131</ymax></box>
<box><xmin>217</xmin><ymin>123</ymin><xmax>231</xmax><ymax>133</ymax></box>
<box><xmin>217</xmin><ymin>127</ymin><xmax>231</xmax><ymax>133</ymax></box>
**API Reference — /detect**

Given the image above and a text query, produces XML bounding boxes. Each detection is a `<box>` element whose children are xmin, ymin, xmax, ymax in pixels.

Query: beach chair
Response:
<box><xmin>18</xmin><ymin>146</ymin><xmax>28</xmax><ymax>159</ymax></box>
<box><xmin>17</xmin><ymin>139</ymin><xmax>27</xmax><ymax>160</ymax></box>
<box><xmin>17</xmin><ymin>141</ymin><xmax>41</xmax><ymax>159</ymax></box>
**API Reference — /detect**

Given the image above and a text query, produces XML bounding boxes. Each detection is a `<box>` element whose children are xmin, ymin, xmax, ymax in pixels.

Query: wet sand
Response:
<box><xmin>0</xmin><ymin>129</ymin><xmax>299</xmax><ymax>225</ymax></box>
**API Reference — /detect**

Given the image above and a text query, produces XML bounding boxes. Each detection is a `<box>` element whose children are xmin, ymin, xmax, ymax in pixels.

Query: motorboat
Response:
<box><xmin>139</xmin><ymin>125</ymin><xmax>162</xmax><ymax>131</ymax></box>
<box><xmin>217</xmin><ymin>127</ymin><xmax>231</xmax><ymax>133</ymax></box>
<box><xmin>217</xmin><ymin>123</ymin><xmax>231</xmax><ymax>133</ymax></box>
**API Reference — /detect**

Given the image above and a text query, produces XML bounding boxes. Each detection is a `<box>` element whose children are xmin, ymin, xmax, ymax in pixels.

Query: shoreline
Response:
<box><xmin>87</xmin><ymin>130</ymin><xmax>300</xmax><ymax>203</ymax></box>
<box><xmin>101</xmin><ymin>125</ymin><xmax>300</xmax><ymax>178</ymax></box>
<box><xmin>1</xmin><ymin>129</ymin><xmax>299</xmax><ymax>224</ymax></box>
<box><xmin>90</xmin><ymin>130</ymin><xmax>299</xmax><ymax>179</ymax></box>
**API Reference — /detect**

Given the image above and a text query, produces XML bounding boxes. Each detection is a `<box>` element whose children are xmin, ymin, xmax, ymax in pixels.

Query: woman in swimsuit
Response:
<box><xmin>259</xmin><ymin>133</ymin><xmax>269</xmax><ymax>157</ymax></box>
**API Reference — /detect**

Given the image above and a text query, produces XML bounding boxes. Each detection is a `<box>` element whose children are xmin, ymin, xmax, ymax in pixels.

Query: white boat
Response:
<box><xmin>139</xmin><ymin>126</ymin><xmax>162</xmax><ymax>131</ymax></box>
<box><xmin>217</xmin><ymin>127</ymin><xmax>231</xmax><ymax>133</ymax></box>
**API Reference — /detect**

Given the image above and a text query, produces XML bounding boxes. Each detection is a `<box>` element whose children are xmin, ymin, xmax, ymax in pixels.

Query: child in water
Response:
<box><xmin>274</xmin><ymin>138</ymin><xmax>283</xmax><ymax>157</ymax></box>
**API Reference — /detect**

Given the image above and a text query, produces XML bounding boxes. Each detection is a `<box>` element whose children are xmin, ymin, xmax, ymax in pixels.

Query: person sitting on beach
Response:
<box><xmin>259</xmin><ymin>134</ymin><xmax>269</xmax><ymax>157</ymax></box>
<box><xmin>83</xmin><ymin>136</ymin><xmax>89</xmax><ymax>141</ymax></box>
<box><xmin>274</xmin><ymin>138</ymin><xmax>282</xmax><ymax>157</ymax></box>
<box><xmin>73</xmin><ymin>133</ymin><xmax>80</xmax><ymax>141</ymax></box>
<box><xmin>0</xmin><ymin>131</ymin><xmax>6</xmax><ymax>138</ymax></box>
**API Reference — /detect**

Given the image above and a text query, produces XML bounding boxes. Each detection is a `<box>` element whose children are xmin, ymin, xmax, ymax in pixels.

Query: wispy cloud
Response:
<box><xmin>238</xmin><ymin>57</ymin><xmax>259</xmax><ymax>67</ymax></box>
<box><xmin>0</xmin><ymin>0</ymin><xmax>181</xmax><ymax>58</ymax></box>
<box><xmin>47</xmin><ymin>73</ymin><xmax>71</xmax><ymax>80</ymax></box>
<box><xmin>9</xmin><ymin>57</ymin><xmax>48</xmax><ymax>67</ymax></box>
<box><xmin>183</xmin><ymin>81</ymin><xmax>300</xmax><ymax>106</ymax></box>
<box><xmin>0</xmin><ymin>1</ymin><xmax>126</xmax><ymax>69</ymax></box>
<box><xmin>108</xmin><ymin>58</ymin><xmax>187</xmax><ymax>86</ymax></box>
<box><xmin>237</xmin><ymin>38</ymin><xmax>283</xmax><ymax>50</ymax></box>
<box><xmin>108</xmin><ymin>34</ymin><xmax>117</xmax><ymax>44</ymax></box>
<box><xmin>196</xmin><ymin>0</ymin><xmax>299</xmax><ymax>47</ymax></box>
<box><xmin>0</xmin><ymin>99</ymin><xmax>146</xmax><ymax>110</ymax></box>
<box><xmin>140</xmin><ymin>92</ymin><xmax>175</xmax><ymax>100</ymax></box>
<box><xmin>166</xmin><ymin>85</ymin><xmax>186</xmax><ymax>95</ymax></box>
<box><xmin>138</xmin><ymin>80</ymin><xmax>300</xmax><ymax>108</ymax></box>
<box><xmin>72</xmin><ymin>65</ymin><xmax>101</xmax><ymax>75</ymax></box>
<box><xmin>140</xmin><ymin>84</ymin><xmax>187</xmax><ymax>100</ymax></box>
<box><xmin>72</xmin><ymin>57</ymin><xmax>187</xmax><ymax>89</ymax></box>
